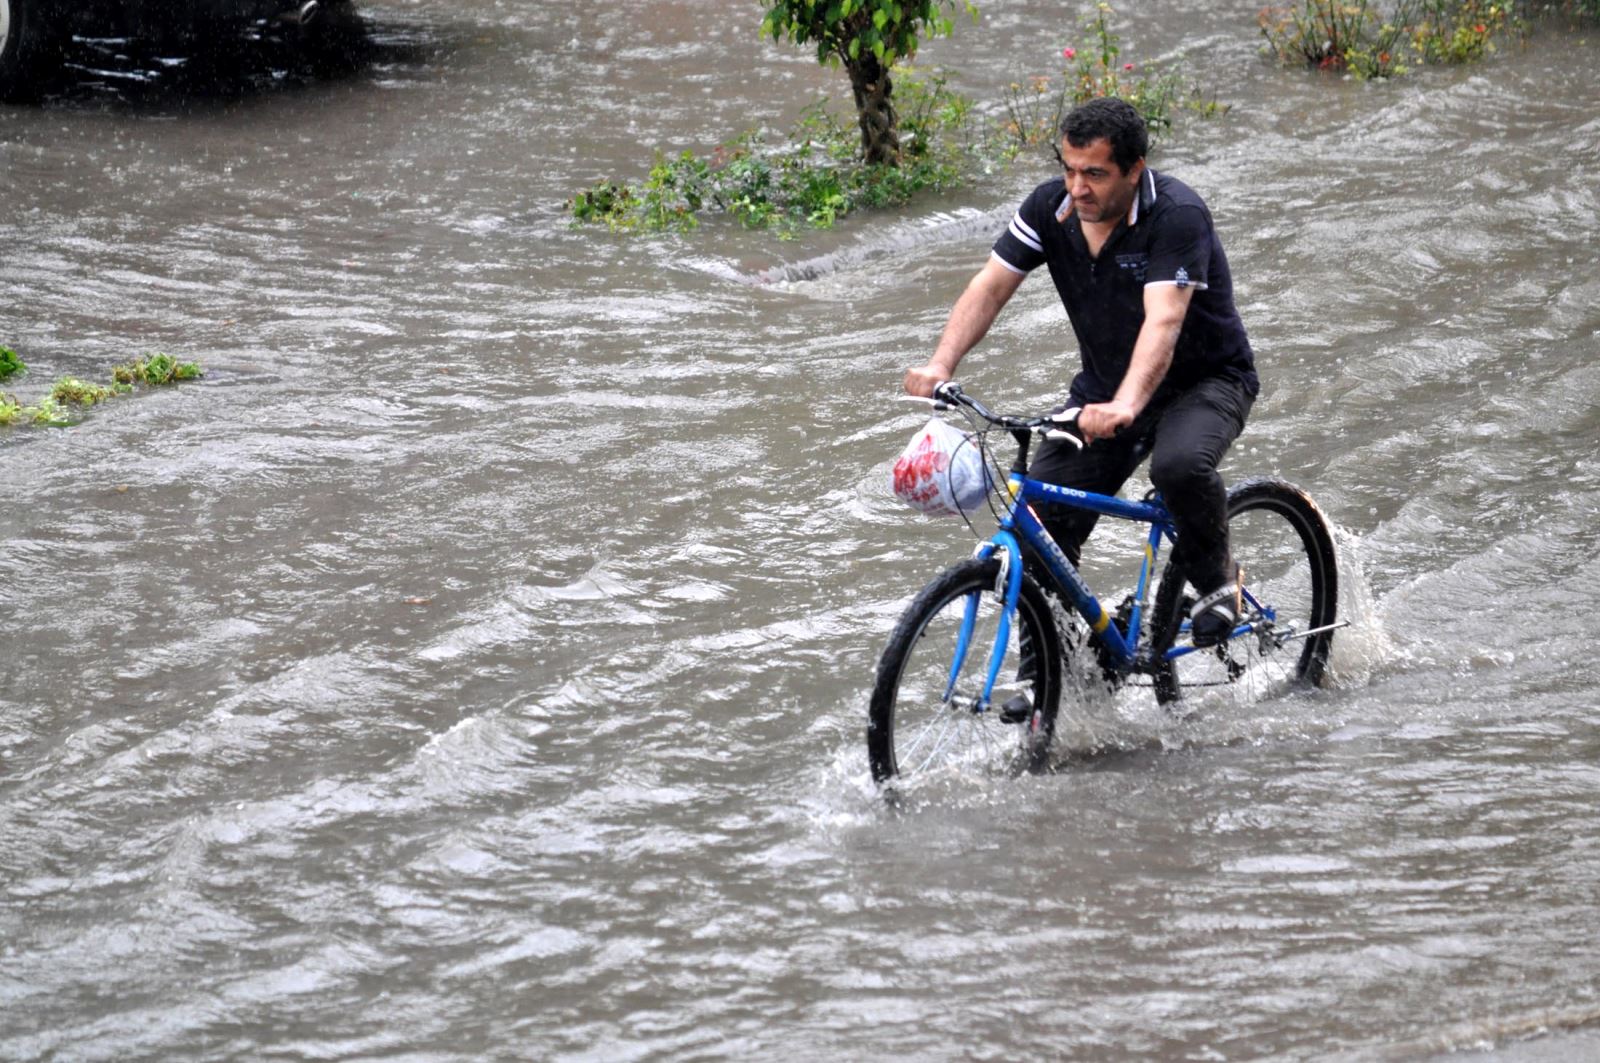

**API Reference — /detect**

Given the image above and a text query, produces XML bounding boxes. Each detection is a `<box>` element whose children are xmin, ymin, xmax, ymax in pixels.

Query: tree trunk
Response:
<box><xmin>845</xmin><ymin>53</ymin><xmax>900</xmax><ymax>167</ymax></box>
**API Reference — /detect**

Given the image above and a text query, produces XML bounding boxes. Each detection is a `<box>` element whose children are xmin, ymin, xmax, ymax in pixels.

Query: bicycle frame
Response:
<box><xmin>955</xmin><ymin>469</ymin><xmax>1275</xmax><ymax>714</ymax></box>
<box><xmin>950</xmin><ymin>472</ymin><xmax>1164</xmax><ymax>709</ymax></box>
<box><xmin>922</xmin><ymin>383</ymin><xmax>1296</xmax><ymax>715</ymax></box>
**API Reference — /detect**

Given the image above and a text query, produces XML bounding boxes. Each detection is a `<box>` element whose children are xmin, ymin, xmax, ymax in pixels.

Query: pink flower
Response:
<box><xmin>1123</xmin><ymin>62</ymin><xmax>1135</xmax><ymax>71</ymax></box>
<box><xmin>1063</xmin><ymin>47</ymin><xmax>1076</xmax><ymax>59</ymax></box>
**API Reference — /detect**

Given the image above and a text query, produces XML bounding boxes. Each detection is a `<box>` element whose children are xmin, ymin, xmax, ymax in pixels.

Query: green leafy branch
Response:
<box><xmin>0</xmin><ymin>346</ymin><xmax>203</xmax><ymax>429</ymax></box>
<box><xmin>760</xmin><ymin>0</ymin><xmax>978</xmax><ymax>68</ymax></box>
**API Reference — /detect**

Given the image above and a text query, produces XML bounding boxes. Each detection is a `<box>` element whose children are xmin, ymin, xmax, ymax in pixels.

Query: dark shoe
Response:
<box><xmin>1190</xmin><ymin>565</ymin><xmax>1243</xmax><ymax>648</ymax></box>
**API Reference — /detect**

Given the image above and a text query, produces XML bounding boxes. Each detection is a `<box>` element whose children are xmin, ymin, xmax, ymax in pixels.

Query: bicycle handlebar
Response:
<box><xmin>932</xmin><ymin>381</ymin><xmax>1086</xmax><ymax>451</ymax></box>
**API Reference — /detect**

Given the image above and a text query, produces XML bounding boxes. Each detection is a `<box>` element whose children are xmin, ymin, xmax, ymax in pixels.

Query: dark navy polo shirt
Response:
<box><xmin>992</xmin><ymin>169</ymin><xmax>1258</xmax><ymax>406</ymax></box>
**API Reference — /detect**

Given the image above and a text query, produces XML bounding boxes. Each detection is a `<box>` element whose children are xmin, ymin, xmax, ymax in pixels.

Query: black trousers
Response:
<box><xmin>1028</xmin><ymin>374</ymin><xmax>1255</xmax><ymax>595</ymax></box>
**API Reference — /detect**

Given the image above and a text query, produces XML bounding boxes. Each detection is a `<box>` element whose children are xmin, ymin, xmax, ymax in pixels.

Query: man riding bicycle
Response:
<box><xmin>903</xmin><ymin>97</ymin><xmax>1259</xmax><ymax>647</ymax></box>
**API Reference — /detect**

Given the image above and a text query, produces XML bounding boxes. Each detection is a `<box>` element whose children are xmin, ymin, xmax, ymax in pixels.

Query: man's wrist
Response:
<box><xmin>1108</xmin><ymin>394</ymin><xmax>1144</xmax><ymax>419</ymax></box>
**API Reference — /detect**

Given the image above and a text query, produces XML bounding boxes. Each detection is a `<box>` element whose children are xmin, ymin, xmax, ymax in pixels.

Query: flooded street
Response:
<box><xmin>3</xmin><ymin>1</ymin><xmax>1600</xmax><ymax>1058</ymax></box>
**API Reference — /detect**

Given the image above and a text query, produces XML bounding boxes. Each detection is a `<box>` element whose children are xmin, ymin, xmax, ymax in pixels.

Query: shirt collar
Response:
<box><xmin>1129</xmin><ymin>167</ymin><xmax>1157</xmax><ymax>226</ymax></box>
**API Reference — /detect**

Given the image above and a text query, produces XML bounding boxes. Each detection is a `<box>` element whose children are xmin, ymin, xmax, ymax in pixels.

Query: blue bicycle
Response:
<box><xmin>868</xmin><ymin>382</ymin><xmax>1343</xmax><ymax>783</ymax></box>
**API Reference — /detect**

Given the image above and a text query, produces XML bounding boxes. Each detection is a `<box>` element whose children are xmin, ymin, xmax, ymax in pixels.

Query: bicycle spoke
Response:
<box><xmin>898</xmin><ymin>702</ymin><xmax>962</xmax><ymax>771</ymax></box>
<box><xmin>1152</xmin><ymin>480</ymin><xmax>1337</xmax><ymax>709</ymax></box>
<box><xmin>869</xmin><ymin>558</ymin><xmax>1062</xmax><ymax>784</ymax></box>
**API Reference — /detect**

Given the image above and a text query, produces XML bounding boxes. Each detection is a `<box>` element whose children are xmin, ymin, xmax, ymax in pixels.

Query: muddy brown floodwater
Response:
<box><xmin>3</xmin><ymin>2</ymin><xmax>1600</xmax><ymax>1059</ymax></box>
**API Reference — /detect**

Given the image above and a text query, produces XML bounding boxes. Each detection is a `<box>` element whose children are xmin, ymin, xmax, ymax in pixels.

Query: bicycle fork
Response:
<box><xmin>943</xmin><ymin>532</ymin><xmax>1024</xmax><ymax>714</ymax></box>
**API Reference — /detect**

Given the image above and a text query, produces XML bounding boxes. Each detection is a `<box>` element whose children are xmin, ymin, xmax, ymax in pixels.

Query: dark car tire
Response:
<box><xmin>300</xmin><ymin>0</ymin><xmax>366</xmax><ymax>74</ymax></box>
<box><xmin>0</xmin><ymin>0</ymin><xmax>62</xmax><ymax>104</ymax></box>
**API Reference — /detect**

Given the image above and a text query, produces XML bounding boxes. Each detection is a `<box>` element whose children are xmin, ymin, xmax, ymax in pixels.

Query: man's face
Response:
<box><xmin>1058</xmin><ymin>137</ymin><xmax>1143</xmax><ymax>225</ymax></box>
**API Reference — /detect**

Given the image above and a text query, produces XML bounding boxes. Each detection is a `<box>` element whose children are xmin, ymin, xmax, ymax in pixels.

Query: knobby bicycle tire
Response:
<box><xmin>868</xmin><ymin>557</ymin><xmax>1063</xmax><ymax>783</ymax></box>
<box><xmin>1150</xmin><ymin>478</ymin><xmax>1338</xmax><ymax>704</ymax></box>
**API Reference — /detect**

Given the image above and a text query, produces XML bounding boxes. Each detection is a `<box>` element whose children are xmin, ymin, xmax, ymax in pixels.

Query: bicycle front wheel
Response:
<box><xmin>868</xmin><ymin>557</ymin><xmax>1062</xmax><ymax>784</ymax></box>
<box><xmin>1151</xmin><ymin>478</ymin><xmax>1338</xmax><ymax>705</ymax></box>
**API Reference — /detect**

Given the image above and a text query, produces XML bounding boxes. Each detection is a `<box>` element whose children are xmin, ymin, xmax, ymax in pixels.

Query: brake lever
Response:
<box><xmin>1044</xmin><ymin>407</ymin><xmax>1086</xmax><ymax>450</ymax></box>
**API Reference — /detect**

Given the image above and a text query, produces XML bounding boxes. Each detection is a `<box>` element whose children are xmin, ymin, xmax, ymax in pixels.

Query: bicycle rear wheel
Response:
<box><xmin>868</xmin><ymin>557</ymin><xmax>1062</xmax><ymax>784</ymax></box>
<box><xmin>1151</xmin><ymin>478</ymin><xmax>1338</xmax><ymax>705</ymax></box>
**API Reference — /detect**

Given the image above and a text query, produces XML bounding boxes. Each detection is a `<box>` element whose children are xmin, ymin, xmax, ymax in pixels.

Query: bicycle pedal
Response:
<box><xmin>997</xmin><ymin>694</ymin><xmax>1032</xmax><ymax>724</ymax></box>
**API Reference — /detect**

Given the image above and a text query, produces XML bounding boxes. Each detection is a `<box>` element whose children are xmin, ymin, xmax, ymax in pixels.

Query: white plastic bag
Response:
<box><xmin>891</xmin><ymin>418</ymin><xmax>992</xmax><ymax>517</ymax></box>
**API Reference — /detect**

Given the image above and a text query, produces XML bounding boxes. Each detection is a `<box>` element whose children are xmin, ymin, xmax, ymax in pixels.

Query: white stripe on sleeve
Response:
<box><xmin>1008</xmin><ymin>213</ymin><xmax>1043</xmax><ymax>253</ymax></box>
<box><xmin>990</xmin><ymin>250</ymin><xmax>1028</xmax><ymax>276</ymax></box>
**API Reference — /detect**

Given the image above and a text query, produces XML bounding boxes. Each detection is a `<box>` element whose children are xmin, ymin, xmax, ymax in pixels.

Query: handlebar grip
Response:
<box><xmin>1046</xmin><ymin>406</ymin><xmax>1085</xmax><ymax>450</ymax></box>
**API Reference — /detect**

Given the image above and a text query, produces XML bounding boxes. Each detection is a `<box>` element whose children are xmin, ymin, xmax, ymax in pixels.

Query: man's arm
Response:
<box><xmin>904</xmin><ymin>257</ymin><xmax>1026</xmax><ymax>397</ymax></box>
<box><xmin>1078</xmin><ymin>283</ymin><xmax>1194</xmax><ymax>441</ymax></box>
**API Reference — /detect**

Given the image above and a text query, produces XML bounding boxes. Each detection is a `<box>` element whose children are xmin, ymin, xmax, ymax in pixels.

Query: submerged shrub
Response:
<box><xmin>51</xmin><ymin>377</ymin><xmax>121</xmax><ymax>406</ymax></box>
<box><xmin>29</xmin><ymin>397</ymin><xmax>72</xmax><ymax>427</ymax></box>
<box><xmin>0</xmin><ymin>350</ymin><xmax>203</xmax><ymax>431</ymax></box>
<box><xmin>1001</xmin><ymin>1</ymin><xmax>1226</xmax><ymax>155</ymax></box>
<box><xmin>569</xmin><ymin>70</ymin><xmax>978</xmax><ymax>237</ymax></box>
<box><xmin>113</xmin><ymin>352</ymin><xmax>202</xmax><ymax>386</ymax></box>
<box><xmin>1260</xmin><ymin>0</ymin><xmax>1514</xmax><ymax>78</ymax></box>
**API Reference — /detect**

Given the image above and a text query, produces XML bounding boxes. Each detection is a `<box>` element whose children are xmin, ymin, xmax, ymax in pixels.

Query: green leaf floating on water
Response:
<box><xmin>112</xmin><ymin>352</ymin><xmax>204</xmax><ymax>386</ymax></box>
<box><xmin>0</xmin><ymin>345</ymin><xmax>25</xmax><ymax>382</ymax></box>
<box><xmin>51</xmin><ymin>377</ymin><xmax>121</xmax><ymax>406</ymax></box>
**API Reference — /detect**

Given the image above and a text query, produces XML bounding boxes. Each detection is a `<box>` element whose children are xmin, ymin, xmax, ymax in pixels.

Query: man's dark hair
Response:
<box><xmin>1060</xmin><ymin>97</ymin><xmax>1148</xmax><ymax>174</ymax></box>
